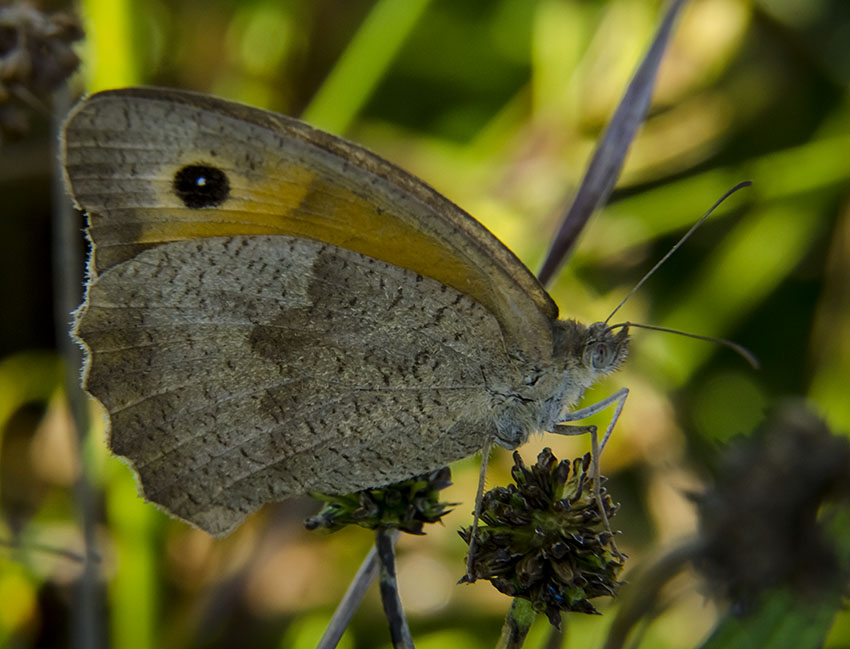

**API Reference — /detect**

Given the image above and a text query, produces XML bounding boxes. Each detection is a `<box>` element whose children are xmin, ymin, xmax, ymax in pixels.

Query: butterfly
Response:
<box><xmin>62</xmin><ymin>87</ymin><xmax>629</xmax><ymax>536</ymax></box>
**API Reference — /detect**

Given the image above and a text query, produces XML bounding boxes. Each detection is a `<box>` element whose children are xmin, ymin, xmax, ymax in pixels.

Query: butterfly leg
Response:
<box><xmin>557</xmin><ymin>387</ymin><xmax>629</xmax><ymax>451</ymax></box>
<box><xmin>467</xmin><ymin>389</ymin><xmax>629</xmax><ymax>580</ymax></box>
<box><xmin>553</xmin><ymin>388</ymin><xmax>629</xmax><ymax>553</ymax></box>
<box><xmin>465</xmin><ymin>439</ymin><xmax>493</xmax><ymax>581</ymax></box>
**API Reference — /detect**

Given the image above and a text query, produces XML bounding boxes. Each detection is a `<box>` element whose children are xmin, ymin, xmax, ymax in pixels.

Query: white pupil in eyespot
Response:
<box><xmin>196</xmin><ymin>176</ymin><xmax>207</xmax><ymax>187</ymax></box>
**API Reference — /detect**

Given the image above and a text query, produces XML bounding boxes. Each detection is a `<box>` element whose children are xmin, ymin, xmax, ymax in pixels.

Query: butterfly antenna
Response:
<box><xmin>604</xmin><ymin>181</ymin><xmax>752</xmax><ymax>326</ymax></box>
<box><xmin>610</xmin><ymin>321</ymin><xmax>760</xmax><ymax>369</ymax></box>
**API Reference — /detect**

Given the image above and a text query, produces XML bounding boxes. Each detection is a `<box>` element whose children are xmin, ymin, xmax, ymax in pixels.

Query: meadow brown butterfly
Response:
<box><xmin>62</xmin><ymin>87</ymin><xmax>629</xmax><ymax>536</ymax></box>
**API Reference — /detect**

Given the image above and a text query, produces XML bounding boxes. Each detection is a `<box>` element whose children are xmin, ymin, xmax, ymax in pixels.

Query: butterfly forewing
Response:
<box><xmin>62</xmin><ymin>88</ymin><xmax>556</xmax><ymax>358</ymax></box>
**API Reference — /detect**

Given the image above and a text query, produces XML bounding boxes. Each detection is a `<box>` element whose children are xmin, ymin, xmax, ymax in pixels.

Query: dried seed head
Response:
<box><xmin>460</xmin><ymin>448</ymin><xmax>625</xmax><ymax>627</ymax></box>
<box><xmin>0</xmin><ymin>6</ymin><xmax>82</xmax><ymax>138</ymax></box>
<box><xmin>694</xmin><ymin>404</ymin><xmax>850</xmax><ymax>609</ymax></box>
<box><xmin>305</xmin><ymin>467</ymin><xmax>455</xmax><ymax>535</ymax></box>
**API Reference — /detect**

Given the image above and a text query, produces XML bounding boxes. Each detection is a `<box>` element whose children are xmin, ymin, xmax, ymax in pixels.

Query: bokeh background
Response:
<box><xmin>1</xmin><ymin>0</ymin><xmax>849</xmax><ymax>647</ymax></box>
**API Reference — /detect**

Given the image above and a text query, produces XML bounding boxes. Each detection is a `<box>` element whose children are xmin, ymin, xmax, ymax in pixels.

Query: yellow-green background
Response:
<box><xmin>1</xmin><ymin>0</ymin><xmax>849</xmax><ymax>647</ymax></box>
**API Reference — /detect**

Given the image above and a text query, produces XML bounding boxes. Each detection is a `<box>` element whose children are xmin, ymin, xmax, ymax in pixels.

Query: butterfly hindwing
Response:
<box><xmin>77</xmin><ymin>235</ymin><xmax>508</xmax><ymax>534</ymax></box>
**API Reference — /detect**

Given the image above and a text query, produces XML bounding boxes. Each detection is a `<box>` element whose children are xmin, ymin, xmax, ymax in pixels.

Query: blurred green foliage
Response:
<box><xmin>1</xmin><ymin>0</ymin><xmax>849</xmax><ymax>647</ymax></box>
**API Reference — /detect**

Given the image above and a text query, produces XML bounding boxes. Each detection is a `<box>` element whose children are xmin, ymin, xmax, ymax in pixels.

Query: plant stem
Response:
<box><xmin>316</xmin><ymin>543</ymin><xmax>382</xmax><ymax>649</ymax></box>
<box><xmin>543</xmin><ymin>623</ymin><xmax>564</xmax><ymax>649</ymax></box>
<box><xmin>496</xmin><ymin>599</ymin><xmax>536</xmax><ymax>649</ymax></box>
<box><xmin>51</xmin><ymin>84</ymin><xmax>102</xmax><ymax>649</ymax></box>
<box><xmin>376</xmin><ymin>528</ymin><xmax>414</xmax><ymax>649</ymax></box>
<box><xmin>602</xmin><ymin>541</ymin><xmax>698</xmax><ymax>649</ymax></box>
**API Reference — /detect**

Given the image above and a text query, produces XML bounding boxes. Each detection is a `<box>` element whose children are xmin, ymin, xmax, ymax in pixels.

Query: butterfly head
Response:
<box><xmin>583</xmin><ymin>321</ymin><xmax>630</xmax><ymax>379</ymax></box>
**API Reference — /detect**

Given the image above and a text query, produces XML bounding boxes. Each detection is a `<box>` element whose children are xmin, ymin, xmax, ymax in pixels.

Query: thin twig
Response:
<box><xmin>376</xmin><ymin>528</ymin><xmax>414</xmax><ymax>649</ymax></box>
<box><xmin>316</xmin><ymin>542</ymin><xmax>383</xmax><ymax>649</ymax></box>
<box><xmin>51</xmin><ymin>85</ymin><xmax>102</xmax><ymax>649</ymax></box>
<box><xmin>602</xmin><ymin>541</ymin><xmax>700</xmax><ymax>649</ymax></box>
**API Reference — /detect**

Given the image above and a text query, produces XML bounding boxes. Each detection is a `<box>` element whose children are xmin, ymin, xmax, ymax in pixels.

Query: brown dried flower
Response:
<box><xmin>305</xmin><ymin>467</ymin><xmax>455</xmax><ymax>535</ymax></box>
<box><xmin>460</xmin><ymin>448</ymin><xmax>624</xmax><ymax>627</ymax></box>
<box><xmin>0</xmin><ymin>5</ymin><xmax>83</xmax><ymax>137</ymax></box>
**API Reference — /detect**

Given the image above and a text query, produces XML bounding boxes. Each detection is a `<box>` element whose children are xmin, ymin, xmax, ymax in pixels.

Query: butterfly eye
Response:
<box><xmin>173</xmin><ymin>163</ymin><xmax>230</xmax><ymax>208</ymax></box>
<box><xmin>585</xmin><ymin>341</ymin><xmax>613</xmax><ymax>371</ymax></box>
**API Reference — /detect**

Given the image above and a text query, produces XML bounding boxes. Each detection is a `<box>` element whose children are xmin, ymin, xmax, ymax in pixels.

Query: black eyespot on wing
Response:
<box><xmin>173</xmin><ymin>164</ymin><xmax>230</xmax><ymax>208</ymax></box>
